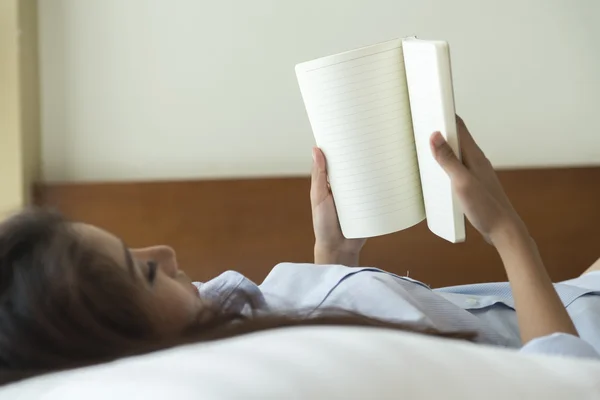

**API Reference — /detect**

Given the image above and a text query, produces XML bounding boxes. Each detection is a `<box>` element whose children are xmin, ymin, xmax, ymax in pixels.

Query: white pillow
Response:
<box><xmin>2</xmin><ymin>327</ymin><xmax>599</xmax><ymax>399</ymax></box>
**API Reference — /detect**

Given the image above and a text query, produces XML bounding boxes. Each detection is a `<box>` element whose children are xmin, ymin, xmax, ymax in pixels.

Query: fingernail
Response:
<box><xmin>311</xmin><ymin>147</ymin><xmax>316</xmax><ymax>162</ymax></box>
<box><xmin>432</xmin><ymin>132</ymin><xmax>445</xmax><ymax>148</ymax></box>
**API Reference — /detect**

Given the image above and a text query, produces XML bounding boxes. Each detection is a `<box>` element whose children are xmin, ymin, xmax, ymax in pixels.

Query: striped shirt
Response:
<box><xmin>194</xmin><ymin>263</ymin><xmax>600</xmax><ymax>359</ymax></box>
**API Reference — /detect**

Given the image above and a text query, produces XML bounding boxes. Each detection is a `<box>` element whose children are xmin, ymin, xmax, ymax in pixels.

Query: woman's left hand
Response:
<box><xmin>311</xmin><ymin>147</ymin><xmax>366</xmax><ymax>266</ymax></box>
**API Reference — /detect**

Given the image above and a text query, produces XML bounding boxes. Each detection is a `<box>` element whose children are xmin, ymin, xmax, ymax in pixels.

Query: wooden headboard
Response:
<box><xmin>35</xmin><ymin>167</ymin><xmax>600</xmax><ymax>287</ymax></box>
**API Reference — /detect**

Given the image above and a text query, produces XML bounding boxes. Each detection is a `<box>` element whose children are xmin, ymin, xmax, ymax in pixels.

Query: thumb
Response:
<box><xmin>310</xmin><ymin>147</ymin><xmax>329</xmax><ymax>206</ymax></box>
<box><xmin>430</xmin><ymin>131</ymin><xmax>467</xmax><ymax>178</ymax></box>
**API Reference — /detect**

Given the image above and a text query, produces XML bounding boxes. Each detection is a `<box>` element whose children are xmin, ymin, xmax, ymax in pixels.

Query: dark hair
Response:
<box><xmin>0</xmin><ymin>209</ymin><xmax>474</xmax><ymax>386</ymax></box>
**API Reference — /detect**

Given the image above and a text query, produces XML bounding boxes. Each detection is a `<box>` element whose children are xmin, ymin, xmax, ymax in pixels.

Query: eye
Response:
<box><xmin>146</xmin><ymin>261</ymin><xmax>158</xmax><ymax>284</ymax></box>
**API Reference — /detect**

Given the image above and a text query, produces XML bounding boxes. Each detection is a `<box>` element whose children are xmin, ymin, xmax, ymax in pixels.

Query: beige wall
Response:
<box><xmin>38</xmin><ymin>0</ymin><xmax>600</xmax><ymax>182</ymax></box>
<box><xmin>0</xmin><ymin>0</ymin><xmax>24</xmax><ymax>217</ymax></box>
<box><xmin>0</xmin><ymin>0</ymin><xmax>40</xmax><ymax>218</ymax></box>
<box><xmin>19</xmin><ymin>0</ymin><xmax>42</xmax><ymax>204</ymax></box>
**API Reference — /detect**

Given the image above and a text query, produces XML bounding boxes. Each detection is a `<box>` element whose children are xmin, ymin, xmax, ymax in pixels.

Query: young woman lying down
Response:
<box><xmin>1</xmin><ymin>117</ymin><xmax>598</xmax><ymax>384</ymax></box>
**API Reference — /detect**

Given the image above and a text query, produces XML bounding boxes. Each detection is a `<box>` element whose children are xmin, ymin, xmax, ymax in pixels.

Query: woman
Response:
<box><xmin>0</xmin><ymin>118</ymin><xmax>598</xmax><ymax>384</ymax></box>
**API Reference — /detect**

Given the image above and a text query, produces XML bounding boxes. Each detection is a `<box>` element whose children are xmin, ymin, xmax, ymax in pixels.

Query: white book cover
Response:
<box><xmin>295</xmin><ymin>37</ymin><xmax>465</xmax><ymax>243</ymax></box>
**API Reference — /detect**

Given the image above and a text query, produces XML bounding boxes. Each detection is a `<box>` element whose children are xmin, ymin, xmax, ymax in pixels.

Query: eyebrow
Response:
<box><xmin>122</xmin><ymin>241</ymin><xmax>136</xmax><ymax>278</ymax></box>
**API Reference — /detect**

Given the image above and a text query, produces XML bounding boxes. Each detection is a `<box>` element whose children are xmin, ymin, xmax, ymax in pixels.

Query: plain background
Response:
<box><xmin>38</xmin><ymin>0</ymin><xmax>600</xmax><ymax>182</ymax></box>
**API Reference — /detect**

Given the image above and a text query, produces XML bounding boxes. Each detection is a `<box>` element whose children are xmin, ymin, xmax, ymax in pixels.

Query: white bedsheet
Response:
<box><xmin>2</xmin><ymin>326</ymin><xmax>600</xmax><ymax>399</ymax></box>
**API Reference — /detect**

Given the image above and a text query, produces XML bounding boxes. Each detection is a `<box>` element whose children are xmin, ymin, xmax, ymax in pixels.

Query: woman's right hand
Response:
<box><xmin>430</xmin><ymin>117</ymin><xmax>527</xmax><ymax>246</ymax></box>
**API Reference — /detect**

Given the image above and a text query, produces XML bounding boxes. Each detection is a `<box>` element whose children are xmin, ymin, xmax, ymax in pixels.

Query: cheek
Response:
<box><xmin>150</xmin><ymin>283</ymin><xmax>202</xmax><ymax>333</ymax></box>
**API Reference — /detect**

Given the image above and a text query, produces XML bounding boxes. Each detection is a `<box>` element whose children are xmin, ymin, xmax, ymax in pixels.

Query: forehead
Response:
<box><xmin>71</xmin><ymin>223</ymin><xmax>127</xmax><ymax>267</ymax></box>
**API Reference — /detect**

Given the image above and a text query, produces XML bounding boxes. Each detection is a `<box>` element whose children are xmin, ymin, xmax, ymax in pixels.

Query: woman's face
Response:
<box><xmin>73</xmin><ymin>223</ymin><xmax>205</xmax><ymax>336</ymax></box>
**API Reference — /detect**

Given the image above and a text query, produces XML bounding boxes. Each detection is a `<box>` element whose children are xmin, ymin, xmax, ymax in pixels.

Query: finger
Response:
<box><xmin>310</xmin><ymin>147</ymin><xmax>329</xmax><ymax>206</ymax></box>
<box><xmin>430</xmin><ymin>131</ymin><xmax>469</xmax><ymax>179</ymax></box>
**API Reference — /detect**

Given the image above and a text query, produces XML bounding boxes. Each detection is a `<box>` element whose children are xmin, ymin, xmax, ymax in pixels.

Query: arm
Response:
<box><xmin>314</xmin><ymin>246</ymin><xmax>361</xmax><ymax>267</ymax></box>
<box><xmin>431</xmin><ymin>117</ymin><xmax>577</xmax><ymax>344</ymax></box>
<box><xmin>494</xmin><ymin>223</ymin><xmax>578</xmax><ymax>343</ymax></box>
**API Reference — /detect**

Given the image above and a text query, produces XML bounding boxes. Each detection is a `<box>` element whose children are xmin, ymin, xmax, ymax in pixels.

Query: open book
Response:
<box><xmin>295</xmin><ymin>37</ymin><xmax>465</xmax><ymax>243</ymax></box>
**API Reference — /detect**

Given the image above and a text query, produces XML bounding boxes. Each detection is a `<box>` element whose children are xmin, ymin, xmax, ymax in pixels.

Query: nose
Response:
<box><xmin>130</xmin><ymin>246</ymin><xmax>178</xmax><ymax>278</ymax></box>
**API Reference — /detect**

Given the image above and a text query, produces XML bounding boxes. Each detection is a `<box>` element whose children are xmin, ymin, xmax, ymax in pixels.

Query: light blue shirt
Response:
<box><xmin>194</xmin><ymin>263</ymin><xmax>600</xmax><ymax>359</ymax></box>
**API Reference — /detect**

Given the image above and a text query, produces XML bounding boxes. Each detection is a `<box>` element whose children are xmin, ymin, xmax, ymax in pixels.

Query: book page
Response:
<box><xmin>296</xmin><ymin>39</ymin><xmax>425</xmax><ymax>239</ymax></box>
<box><xmin>402</xmin><ymin>39</ymin><xmax>465</xmax><ymax>243</ymax></box>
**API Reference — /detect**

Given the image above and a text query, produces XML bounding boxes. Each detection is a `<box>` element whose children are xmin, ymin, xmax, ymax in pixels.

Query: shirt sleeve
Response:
<box><xmin>520</xmin><ymin>333</ymin><xmax>600</xmax><ymax>359</ymax></box>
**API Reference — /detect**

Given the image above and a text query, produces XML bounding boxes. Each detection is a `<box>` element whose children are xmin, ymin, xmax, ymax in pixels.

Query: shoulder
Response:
<box><xmin>260</xmin><ymin>263</ymin><xmax>428</xmax><ymax>298</ymax></box>
<box><xmin>258</xmin><ymin>263</ymin><xmax>372</xmax><ymax>309</ymax></box>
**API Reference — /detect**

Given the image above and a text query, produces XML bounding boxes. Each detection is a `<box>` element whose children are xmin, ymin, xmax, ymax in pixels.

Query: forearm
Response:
<box><xmin>494</xmin><ymin>223</ymin><xmax>578</xmax><ymax>344</ymax></box>
<box><xmin>314</xmin><ymin>246</ymin><xmax>360</xmax><ymax>266</ymax></box>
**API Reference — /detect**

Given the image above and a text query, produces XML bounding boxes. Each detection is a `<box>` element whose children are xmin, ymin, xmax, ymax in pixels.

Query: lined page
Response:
<box><xmin>402</xmin><ymin>39</ymin><xmax>465</xmax><ymax>243</ymax></box>
<box><xmin>296</xmin><ymin>39</ymin><xmax>425</xmax><ymax>239</ymax></box>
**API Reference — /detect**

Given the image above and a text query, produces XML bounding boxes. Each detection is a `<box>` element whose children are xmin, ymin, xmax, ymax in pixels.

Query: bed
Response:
<box><xmin>0</xmin><ymin>166</ymin><xmax>595</xmax><ymax>398</ymax></box>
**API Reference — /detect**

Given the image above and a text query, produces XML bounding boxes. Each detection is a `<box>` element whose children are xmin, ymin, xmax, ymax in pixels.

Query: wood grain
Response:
<box><xmin>35</xmin><ymin>167</ymin><xmax>600</xmax><ymax>287</ymax></box>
